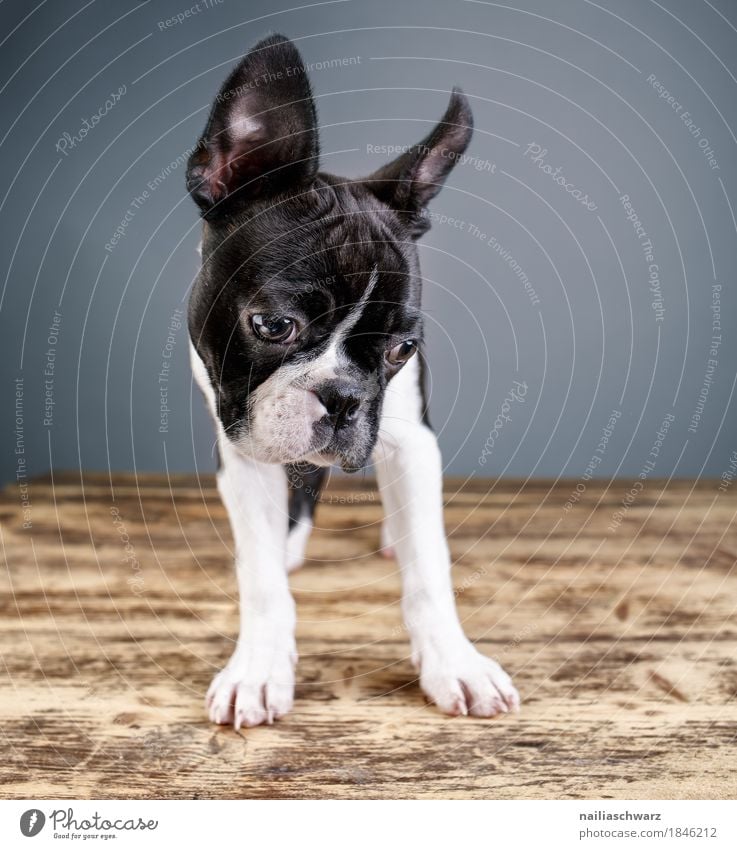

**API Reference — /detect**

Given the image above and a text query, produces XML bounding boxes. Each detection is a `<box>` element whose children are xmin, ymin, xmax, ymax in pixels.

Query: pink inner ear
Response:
<box><xmin>414</xmin><ymin>146</ymin><xmax>444</xmax><ymax>187</ymax></box>
<box><xmin>229</xmin><ymin>104</ymin><xmax>261</xmax><ymax>139</ymax></box>
<box><xmin>205</xmin><ymin>150</ymin><xmax>230</xmax><ymax>203</ymax></box>
<box><xmin>206</xmin><ymin>113</ymin><xmax>273</xmax><ymax>202</ymax></box>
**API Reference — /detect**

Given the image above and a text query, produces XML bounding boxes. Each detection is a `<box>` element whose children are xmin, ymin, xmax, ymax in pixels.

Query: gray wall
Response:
<box><xmin>2</xmin><ymin>0</ymin><xmax>736</xmax><ymax>487</ymax></box>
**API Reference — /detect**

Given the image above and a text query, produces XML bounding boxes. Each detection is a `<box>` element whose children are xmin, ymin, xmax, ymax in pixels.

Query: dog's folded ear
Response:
<box><xmin>363</xmin><ymin>88</ymin><xmax>473</xmax><ymax>237</ymax></box>
<box><xmin>186</xmin><ymin>34</ymin><xmax>319</xmax><ymax>217</ymax></box>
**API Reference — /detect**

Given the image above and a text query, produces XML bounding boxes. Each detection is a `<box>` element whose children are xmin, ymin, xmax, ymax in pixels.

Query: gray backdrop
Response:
<box><xmin>2</xmin><ymin>0</ymin><xmax>736</xmax><ymax>487</ymax></box>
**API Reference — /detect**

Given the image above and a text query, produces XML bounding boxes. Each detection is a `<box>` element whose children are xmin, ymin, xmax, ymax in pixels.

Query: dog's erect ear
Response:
<box><xmin>363</xmin><ymin>88</ymin><xmax>473</xmax><ymax>236</ymax></box>
<box><xmin>186</xmin><ymin>34</ymin><xmax>319</xmax><ymax>217</ymax></box>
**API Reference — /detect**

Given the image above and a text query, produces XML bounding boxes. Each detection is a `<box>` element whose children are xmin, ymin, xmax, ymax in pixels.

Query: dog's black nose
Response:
<box><xmin>315</xmin><ymin>380</ymin><xmax>361</xmax><ymax>427</ymax></box>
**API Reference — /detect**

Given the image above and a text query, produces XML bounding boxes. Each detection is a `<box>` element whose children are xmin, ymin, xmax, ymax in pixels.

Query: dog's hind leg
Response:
<box><xmin>285</xmin><ymin>464</ymin><xmax>327</xmax><ymax>571</ymax></box>
<box><xmin>379</xmin><ymin>521</ymin><xmax>395</xmax><ymax>559</ymax></box>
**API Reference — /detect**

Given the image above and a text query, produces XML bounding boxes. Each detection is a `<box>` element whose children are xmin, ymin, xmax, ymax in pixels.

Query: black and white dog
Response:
<box><xmin>186</xmin><ymin>34</ymin><xmax>519</xmax><ymax>728</ymax></box>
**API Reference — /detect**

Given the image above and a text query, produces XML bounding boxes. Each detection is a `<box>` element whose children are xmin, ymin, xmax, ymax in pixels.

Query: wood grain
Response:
<box><xmin>1</xmin><ymin>472</ymin><xmax>736</xmax><ymax>799</ymax></box>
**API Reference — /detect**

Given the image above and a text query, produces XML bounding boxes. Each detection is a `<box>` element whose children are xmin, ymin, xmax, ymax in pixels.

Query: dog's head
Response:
<box><xmin>187</xmin><ymin>34</ymin><xmax>472</xmax><ymax>471</ymax></box>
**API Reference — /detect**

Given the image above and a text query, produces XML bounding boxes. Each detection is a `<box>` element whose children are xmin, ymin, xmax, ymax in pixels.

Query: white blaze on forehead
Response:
<box><xmin>336</xmin><ymin>265</ymin><xmax>379</xmax><ymax>337</ymax></box>
<box><xmin>309</xmin><ymin>265</ymin><xmax>379</xmax><ymax>381</ymax></box>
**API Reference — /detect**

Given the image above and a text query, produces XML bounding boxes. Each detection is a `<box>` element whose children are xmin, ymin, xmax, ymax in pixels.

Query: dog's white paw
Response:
<box><xmin>416</xmin><ymin>640</ymin><xmax>519</xmax><ymax>717</ymax></box>
<box><xmin>206</xmin><ymin>644</ymin><xmax>296</xmax><ymax>729</ymax></box>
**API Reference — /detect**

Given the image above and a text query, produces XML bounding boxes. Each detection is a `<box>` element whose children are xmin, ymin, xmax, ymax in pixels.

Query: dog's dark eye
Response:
<box><xmin>386</xmin><ymin>340</ymin><xmax>417</xmax><ymax>367</ymax></box>
<box><xmin>251</xmin><ymin>314</ymin><xmax>298</xmax><ymax>344</ymax></box>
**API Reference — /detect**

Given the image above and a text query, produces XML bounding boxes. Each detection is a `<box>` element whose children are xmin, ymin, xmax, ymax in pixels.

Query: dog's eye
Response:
<box><xmin>251</xmin><ymin>315</ymin><xmax>298</xmax><ymax>344</ymax></box>
<box><xmin>386</xmin><ymin>340</ymin><xmax>417</xmax><ymax>367</ymax></box>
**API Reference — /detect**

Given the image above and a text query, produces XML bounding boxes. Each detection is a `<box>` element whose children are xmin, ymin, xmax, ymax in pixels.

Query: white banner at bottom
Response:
<box><xmin>1</xmin><ymin>799</ymin><xmax>735</xmax><ymax>848</ymax></box>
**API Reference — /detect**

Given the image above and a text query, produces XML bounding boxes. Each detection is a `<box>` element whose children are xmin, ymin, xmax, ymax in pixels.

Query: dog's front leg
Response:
<box><xmin>374</xmin><ymin>360</ymin><xmax>519</xmax><ymax>717</ymax></box>
<box><xmin>206</xmin><ymin>441</ymin><xmax>296</xmax><ymax>728</ymax></box>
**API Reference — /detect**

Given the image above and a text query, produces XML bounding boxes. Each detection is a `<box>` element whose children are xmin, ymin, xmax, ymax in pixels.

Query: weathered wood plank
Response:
<box><xmin>1</xmin><ymin>475</ymin><xmax>736</xmax><ymax>799</ymax></box>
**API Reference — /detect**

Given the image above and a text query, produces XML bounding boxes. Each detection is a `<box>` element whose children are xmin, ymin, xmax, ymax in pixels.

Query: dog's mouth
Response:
<box><xmin>305</xmin><ymin>423</ymin><xmax>372</xmax><ymax>473</ymax></box>
<box><xmin>301</xmin><ymin>448</ymin><xmax>338</xmax><ymax>468</ymax></box>
<box><xmin>293</xmin><ymin>413</ymin><xmax>371</xmax><ymax>471</ymax></box>
<box><xmin>310</xmin><ymin>452</ymin><xmax>366</xmax><ymax>474</ymax></box>
<box><xmin>241</xmin><ymin>381</ymin><xmax>378</xmax><ymax>469</ymax></box>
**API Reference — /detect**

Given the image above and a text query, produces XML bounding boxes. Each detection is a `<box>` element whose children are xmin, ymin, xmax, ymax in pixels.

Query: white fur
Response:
<box><xmin>286</xmin><ymin>516</ymin><xmax>313</xmax><ymax>572</ymax></box>
<box><xmin>379</xmin><ymin>519</ymin><xmax>395</xmax><ymax>559</ymax></box>
<box><xmin>190</xmin><ymin>341</ymin><xmax>218</xmax><ymax>422</ymax></box>
<box><xmin>192</xmin><ymin>342</ymin><xmax>297</xmax><ymax>728</ymax></box>
<box><xmin>242</xmin><ymin>372</ymin><xmax>328</xmax><ymax>463</ymax></box>
<box><xmin>192</xmin><ymin>331</ymin><xmax>519</xmax><ymax>725</ymax></box>
<box><xmin>373</xmin><ymin>356</ymin><xmax>520</xmax><ymax>716</ymax></box>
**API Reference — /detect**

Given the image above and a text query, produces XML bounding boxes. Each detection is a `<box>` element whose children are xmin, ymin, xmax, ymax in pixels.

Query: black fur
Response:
<box><xmin>187</xmin><ymin>34</ymin><xmax>319</xmax><ymax>217</ymax></box>
<box><xmin>286</xmin><ymin>463</ymin><xmax>327</xmax><ymax>530</ymax></box>
<box><xmin>187</xmin><ymin>34</ymin><xmax>472</xmax><ymax>472</ymax></box>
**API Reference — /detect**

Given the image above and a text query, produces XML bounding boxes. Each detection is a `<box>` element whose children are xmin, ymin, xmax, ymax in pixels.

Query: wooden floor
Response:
<box><xmin>1</xmin><ymin>472</ymin><xmax>736</xmax><ymax>799</ymax></box>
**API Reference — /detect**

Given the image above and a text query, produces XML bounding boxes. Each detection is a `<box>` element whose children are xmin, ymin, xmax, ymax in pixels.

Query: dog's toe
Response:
<box><xmin>206</xmin><ymin>675</ymin><xmax>237</xmax><ymax>726</ymax></box>
<box><xmin>484</xmin><ymin>657</ymin><xmax>520</xmax><ymax>712</ymax></box>
<box><xmin>233</xmin><ymin>678</ymin><xmax>293</xmax><ymax>729</ymax></box>
<box><xmin>206</xmin><ymin>648</ymin><xmax>296</xmax><ymax>729</ymax></box>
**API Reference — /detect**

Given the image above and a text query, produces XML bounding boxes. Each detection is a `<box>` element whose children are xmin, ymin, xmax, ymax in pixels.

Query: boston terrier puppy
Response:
<box><xmin>186</xmin><ymin>34</ymin><xmax>519</xmax><ymax>728</ymax></box>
